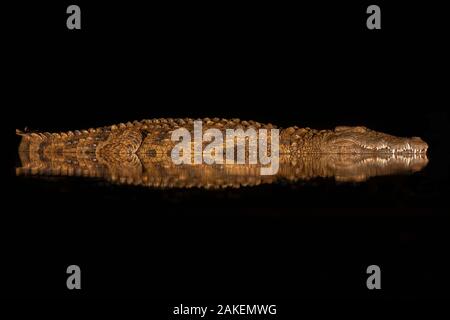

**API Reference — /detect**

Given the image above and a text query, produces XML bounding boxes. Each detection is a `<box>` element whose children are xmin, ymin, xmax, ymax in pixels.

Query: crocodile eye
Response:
<box><xmin>334</xmin><ymin>126</ymin><xmax>350</xmax><ymax>132</ymax></box>
<box><xmin>352</xmin><ymin>126</ymin><xmax>367</xmax><ymax>133</ymax></box>
<box><xmin>335</xmin><ymin>126</ymin><xmax>367</xmax><ymax>133</ymax></box>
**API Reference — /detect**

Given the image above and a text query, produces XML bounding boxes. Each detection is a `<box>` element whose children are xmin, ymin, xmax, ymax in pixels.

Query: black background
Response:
<box><xmin>3</xmin><ymin>0</ymin><xmax>449</xmax><ymax>312</ymax></box>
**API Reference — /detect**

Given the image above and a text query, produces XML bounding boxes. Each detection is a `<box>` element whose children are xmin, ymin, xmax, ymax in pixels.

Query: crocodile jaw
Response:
<box><xmin>321</xmin><ymin>126</ymin><xmax>428</xmax><ymax>154</ymax></box>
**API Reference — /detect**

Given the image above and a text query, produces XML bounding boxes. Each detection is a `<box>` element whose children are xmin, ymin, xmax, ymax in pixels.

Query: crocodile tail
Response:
<box><xmin>16</xmin><ymin>129</ymin><xmax>48</xmax><ymax>154</ymax></box>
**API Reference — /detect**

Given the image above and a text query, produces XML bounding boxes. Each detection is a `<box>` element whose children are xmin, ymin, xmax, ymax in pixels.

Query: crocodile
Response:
<box><xmin>15</xmin><ymin>118</ymin><xmax>429</xmax><ymax>187</ymax></box>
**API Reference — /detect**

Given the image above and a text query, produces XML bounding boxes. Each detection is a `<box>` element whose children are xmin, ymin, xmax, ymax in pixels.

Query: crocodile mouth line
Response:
<box><xmin>356</xmin><ymin>144</ymin><xmax>427</xmax><ymax>154</ymax></box>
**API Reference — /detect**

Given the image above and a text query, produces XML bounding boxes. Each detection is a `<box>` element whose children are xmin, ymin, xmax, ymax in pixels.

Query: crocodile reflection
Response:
<box><xmin>16</xmin><ymin>152</ymin><xmax>428</xmax><ymax>188</ymax></box>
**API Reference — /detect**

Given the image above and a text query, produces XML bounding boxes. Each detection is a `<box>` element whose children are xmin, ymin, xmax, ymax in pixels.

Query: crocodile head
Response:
<box><xmin>321</xmin><ymin>126</ymin><xmax>428</xmax><ymax>154</ymax></box>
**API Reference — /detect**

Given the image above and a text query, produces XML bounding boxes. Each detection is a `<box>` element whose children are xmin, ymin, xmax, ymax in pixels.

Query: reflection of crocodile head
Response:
<box><xmin>16</xmin><ymin>151</ymin><xmax>429</xmax><ymax>188</ymax></box>
<box><xmin>310</xmin><ymin>154</ymin><xmax>429</xmax><ymax>182</ymax></box>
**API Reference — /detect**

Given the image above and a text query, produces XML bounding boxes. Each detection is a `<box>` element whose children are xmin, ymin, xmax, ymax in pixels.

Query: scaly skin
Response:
<box><xmin>16</xmin><ymin>117</ymin><xmax>428</xmax><ymax>159</ymax></box>
<box><xmin>15</xmin><ymin>118</ymin><xmax>429</xmax><ymax>187</ymax></box>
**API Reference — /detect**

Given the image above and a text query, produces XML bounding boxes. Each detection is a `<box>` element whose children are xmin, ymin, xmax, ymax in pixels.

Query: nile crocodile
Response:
<box><xmin>16</xmin><ymin>118</ymin><xmax>429</xmax><ymax>187</ymax></box>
